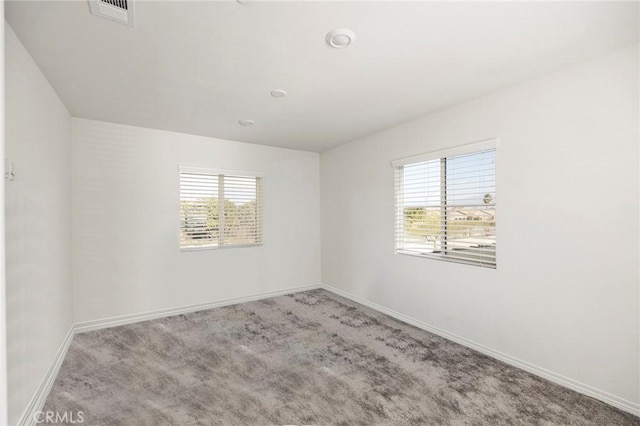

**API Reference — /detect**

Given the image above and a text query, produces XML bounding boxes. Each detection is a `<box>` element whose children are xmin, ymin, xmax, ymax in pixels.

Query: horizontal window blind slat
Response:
<box><xmin>395</xmin><ymin>147</ymin><xmax>496</xmax><ymax>268</ymax></box>
<box><xmin>180</xmin><ymin>170</ymin><xmax>263</xmax><ymax>250</ymax></box>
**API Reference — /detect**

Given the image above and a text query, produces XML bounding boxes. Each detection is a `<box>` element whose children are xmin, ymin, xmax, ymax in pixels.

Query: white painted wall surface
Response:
<box><xmin>5</xmin><ymin>24</ymin><xmax>73</xmax><ymax>424</ymax></box>
<box><xmin>0</xmin><ymin>9</ymin><xmax>8</xmax><ymax>426</ymax></box>
<box><xmin>72</xmin><ymin>118</ymin><xmax>320</xmax><ymax>322</ymax></box>
<box><xmin>321</xmin><ymin>45</ymin><xmax>639</xmax><ymax>407</ymax></box>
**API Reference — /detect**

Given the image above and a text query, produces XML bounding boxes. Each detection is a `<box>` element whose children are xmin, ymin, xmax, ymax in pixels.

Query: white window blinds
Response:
<box><xmin>179</xmin><ymin>167</ymin><xmax>263</xmax><ymax>250</ymax></box>
<box><xmin>393</xmin><ymin>140</ymin><xmax>496</xmax><ymax>268</ymax></box>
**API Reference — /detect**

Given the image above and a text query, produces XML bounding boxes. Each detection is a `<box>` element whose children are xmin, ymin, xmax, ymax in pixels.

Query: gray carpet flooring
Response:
<box><xmin>44</xmin><ymin>289</ymin><xmax>639</xmax><ymax>425</ymax></box>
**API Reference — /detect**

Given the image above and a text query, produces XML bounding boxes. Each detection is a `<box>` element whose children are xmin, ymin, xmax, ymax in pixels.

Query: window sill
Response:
<box><xmin>395</xmin><ymin>249</ymin><xmax>496</xmax><ymax>269</ymax></box>
<box><xmin>180</xmin><ymin>243</ymin><xmax>263</xmax><ymax>252</ymax></box>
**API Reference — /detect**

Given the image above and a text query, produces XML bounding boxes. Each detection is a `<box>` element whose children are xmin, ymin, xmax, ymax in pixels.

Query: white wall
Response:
<box><xmin>5</xmin><ymin>24</ymin><xmax>73</xmax><ymax>424</ymax></box>
<box><xmin>72</xmin><ymin>118</ymin><xmax>320</xmax><ymax>322</ymax></box>
<box><xmin>0</xmin><ymin>8</ymin><xmax>8</xmax><ymax>426</ymax></box>
<box><xmin>321</xmin><ymin>45</ymin><xmax>639</xmax><ymax>408</ymax></box>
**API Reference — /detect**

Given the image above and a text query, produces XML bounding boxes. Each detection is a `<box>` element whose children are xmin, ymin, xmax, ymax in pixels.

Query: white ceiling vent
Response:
<box><xmin>89</xmin><ymin>0</ymin><xmax>135</xmax><ymax>28</ymax></box>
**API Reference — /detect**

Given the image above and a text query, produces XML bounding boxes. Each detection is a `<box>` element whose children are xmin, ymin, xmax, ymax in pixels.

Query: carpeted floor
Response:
<box><xmin>44</xmin><ymin>289</ymin><xmax>639</xmax><ymax>425</ymax></box>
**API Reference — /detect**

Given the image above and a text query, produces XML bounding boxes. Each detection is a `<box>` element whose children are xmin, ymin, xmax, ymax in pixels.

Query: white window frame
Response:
<box><xmin>179</xmin><ymin>166</ymin><xmax>263</xmax><ymax>252</ymax></box>
<box><xmin>392</xmin><ymin>138</ymin><xmax>497</xmax><ymax>268</ymax></box>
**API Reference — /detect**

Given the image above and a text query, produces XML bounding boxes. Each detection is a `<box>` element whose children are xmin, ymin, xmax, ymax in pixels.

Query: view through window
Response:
<box><xmin>394</xmin><ymin>144</ymin><xmax>496</xmax><ymax>268</ymax></box>
<box><xmin>179</xmin><ymin>167</ymin><xmax>263</xmax><ymax>250</ymax></box>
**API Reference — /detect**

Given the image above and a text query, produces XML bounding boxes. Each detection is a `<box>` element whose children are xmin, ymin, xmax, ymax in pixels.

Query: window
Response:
<box><xmin>179</xmin><ymin>166</ymin><xmax>263</xmax><ymax>250</ymax></box>
<box><xmin>393</xmin><ymin>140</ymin><xmax>496</xmax><ymax>268</ymax></box>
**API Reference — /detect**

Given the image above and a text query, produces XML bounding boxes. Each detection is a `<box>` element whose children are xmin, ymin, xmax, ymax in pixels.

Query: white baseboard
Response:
<box><xmin>320</xmin><ymin>283</ymin><xmax>640</xmax><ymax>417</ymax></box>
<box><xmin>74</xmin><ymin>284</ymin><xmax>322</xmax><ymax>334</ymax></box>
<box><xmin>18</xmin><ymin>284</ymin><xmax>321</xmax><ymax>425</ymax></box>
<box><xmin>18</xmin><ymin>282</ymin><xmax>638</xmax><ymax>423</ymax></box>
<box><xmin>17</xmin><ymin>326</ymin><xmax>75</xmax><ymax>426</ymax></box>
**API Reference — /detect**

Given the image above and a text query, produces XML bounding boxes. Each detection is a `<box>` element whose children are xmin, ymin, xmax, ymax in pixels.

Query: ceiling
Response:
<box><xmin>5</xmin><ymin>1</ymin><xmax>639</xmax><ymax>152</ymax></box>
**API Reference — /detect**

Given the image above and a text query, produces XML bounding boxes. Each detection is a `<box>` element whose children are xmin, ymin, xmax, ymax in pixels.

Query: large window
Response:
<box><xmin>393</xmin><ymin>140</ymin><xmax>496</xmax><ymax>268</ymax></box>
<box><xmin>179</xmin><ymin>167</ymin><xmax>263</xmax><ymax>250</ymax></box>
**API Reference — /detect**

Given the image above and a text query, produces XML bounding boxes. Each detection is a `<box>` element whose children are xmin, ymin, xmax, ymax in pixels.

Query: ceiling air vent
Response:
<box><xmin>89</xmin><ymin>0</ymin><xmax>135</xmax><ymax>28</ymax></box>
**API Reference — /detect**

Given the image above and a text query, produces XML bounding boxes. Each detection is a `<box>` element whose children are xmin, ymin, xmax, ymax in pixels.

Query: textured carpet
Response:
<box><xmin>44</xmin><ymin>289</ymin><xmax>638</xmax><ymax>425</ymax></box>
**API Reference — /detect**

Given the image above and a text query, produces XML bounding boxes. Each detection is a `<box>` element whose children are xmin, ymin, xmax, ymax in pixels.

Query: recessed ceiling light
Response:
<box><xmin>326</xmin><ymin>28</ymin><xmax>356</xmax><ymax>49</ymax></box>
<box><xmin>270</xmin><ymin>89</ymin><xmax>287</xmax><ymax>98</ymax></box>
<box><xmin>238</xmin><ymin>119</ymin><xmax>255</xmax><ymax>126</ymax></box>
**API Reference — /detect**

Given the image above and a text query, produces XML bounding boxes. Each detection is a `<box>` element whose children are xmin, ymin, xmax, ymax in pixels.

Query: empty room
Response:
<box><xmin>1</xmin><ymin>0</ymin><xmax>639</xmax><ymax>424</ymax></box>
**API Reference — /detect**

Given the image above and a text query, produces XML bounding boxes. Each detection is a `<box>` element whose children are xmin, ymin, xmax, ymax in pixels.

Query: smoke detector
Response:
<box><xmin>89</xmin><ymin>0</ymin><xmax>135</xmax><ymax>27</ymax></box>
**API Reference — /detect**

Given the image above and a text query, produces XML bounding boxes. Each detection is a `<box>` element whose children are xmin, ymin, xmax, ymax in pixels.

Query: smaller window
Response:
<box><xmin>179</xmin><ymin>167</ymin><xmax>263</xmax><ymax>250</ymax></box>
<box><xmin>393</xmin><ymin>139</ymin><xmax>496</xmax><ymax>268</ymax></box>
